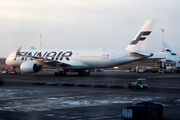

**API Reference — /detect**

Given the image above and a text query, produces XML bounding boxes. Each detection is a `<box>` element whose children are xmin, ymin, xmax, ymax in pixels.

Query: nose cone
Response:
<box><xmin>5</xmin><ymin>52</ymin><xmax>16</xmax><ymax>66</ymax></box>
<box><xmin>5</xmin><ymin>58</ymin><xmax>10</xmax><ymax>65</ymax></box>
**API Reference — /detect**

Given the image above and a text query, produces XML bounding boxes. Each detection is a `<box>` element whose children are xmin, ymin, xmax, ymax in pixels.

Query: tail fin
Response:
<box><xmin>162</xmin><ymin>43</ymin><xmax>178</xmax><ymax>60</ymax></box>
<box><xmin>162</xmin><ymin>43</ymin><xmax>175</xmax><ymax>53</ymax></box>
<box><xmin>30</xmin><ymin>46</ymin><xmax>37</xmax><ymax>50</ymax></box>
<box><xmin>125</xmin><ymin>19</ymin><xmax>156</xmax><ymax>52</ymax></box>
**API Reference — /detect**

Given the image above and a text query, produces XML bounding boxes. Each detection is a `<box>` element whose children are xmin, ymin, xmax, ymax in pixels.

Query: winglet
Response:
<box><xmin>16</xmin><ymin>46</ymin><xmax>22</xmax><ymax>55</ymax></box>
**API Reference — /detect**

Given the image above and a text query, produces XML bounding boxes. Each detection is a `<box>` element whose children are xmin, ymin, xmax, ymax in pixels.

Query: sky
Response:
<box><xmin>0</xmin><ymin>0</ymin><xmax>180</xmax><ymax>58</ymax></box>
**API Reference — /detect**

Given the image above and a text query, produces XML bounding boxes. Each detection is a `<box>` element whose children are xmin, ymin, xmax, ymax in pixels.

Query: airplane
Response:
<box><xmin>160</xmin><ymin>43</ymin><xmax>180</xmax><ymax>64</ymax></box>
<box><xmin>30</xmin><ymin>46</ymin><xmax>37</xmax><ymax>50</ymax></box>
<box><xmin>5</xmin><ymin>19</ymin><xmax>156</xmax><ymax>76</ymax></box>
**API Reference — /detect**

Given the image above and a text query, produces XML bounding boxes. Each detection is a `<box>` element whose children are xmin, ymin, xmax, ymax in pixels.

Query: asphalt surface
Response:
<box><xmin>0</xmin><ymin>70</ymin><xmax>180</xmax><ymax>120</ymax></box>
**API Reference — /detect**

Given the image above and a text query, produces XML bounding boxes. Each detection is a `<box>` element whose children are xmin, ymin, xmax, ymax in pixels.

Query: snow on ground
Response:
<box><xmin>0</xmin><ymin>88</ymin><xmax>165</xmax><ymax>112</ymax></box>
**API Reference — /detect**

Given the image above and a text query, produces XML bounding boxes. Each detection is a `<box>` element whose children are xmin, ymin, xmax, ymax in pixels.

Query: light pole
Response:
<box><xmin>161</xmin><ymin>29</ymin><xmax>165</xmax><ymax>43</ymax></box>
<box><xmin>161</xmin><ymin>29</ymin><xmax>165</xmax><ymax>65</ymax></box>
<box><xmin>39</xmin><ymin>34</ymin><xmax>42</xmax><ymax>50</ymax></box>
<box><xmin>161</xmin><ymin>29</ymin><xmax>165</xmax><ymax>51</ymax></box>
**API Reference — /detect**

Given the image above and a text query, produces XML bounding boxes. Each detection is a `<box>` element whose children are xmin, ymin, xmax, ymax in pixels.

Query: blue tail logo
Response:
<box><xmin>130</xmin><ymin>31</ymin><xmax>151</xmax><ymax>45</ymax></box>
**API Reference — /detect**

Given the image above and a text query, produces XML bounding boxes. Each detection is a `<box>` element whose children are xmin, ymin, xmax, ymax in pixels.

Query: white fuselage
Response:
<box><xmin>5</xmin><ymin>49</ymin><xmax>142</xmax><ymax>70</ymax></box>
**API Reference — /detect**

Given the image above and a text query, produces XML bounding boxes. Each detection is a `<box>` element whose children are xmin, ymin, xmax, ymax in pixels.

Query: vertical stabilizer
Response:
<box><xmin>162</xmin><ymin>43</ymin><xmax>175</xmax><ymax>53</ymax></box>
<box><xmin>125</xmin><ymin>19</ymin><xmax>156</xmax><ymax>52</ymax></box>
<box><xmin>162</xmin><ymin>43</ymin><xmax>178</xmax><ymax>60</ymax></box>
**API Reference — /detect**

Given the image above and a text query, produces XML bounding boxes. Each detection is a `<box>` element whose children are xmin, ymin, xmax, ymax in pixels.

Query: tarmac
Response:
<box><xmin>0</xmin><ymin>70</ymin><xmax>180</xmax><ymax>120</ymax></box>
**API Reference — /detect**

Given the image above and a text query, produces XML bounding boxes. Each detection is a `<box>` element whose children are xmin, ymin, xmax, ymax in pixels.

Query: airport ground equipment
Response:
<box><xmin>129</xmin><ymin>78</ymin><xmax>147</xmax><ymax>89</ymax></box>
<box><xmin>151</xmin><ymin>67</ymin><xmax>160</xmax><ymax>73</ymax></box>
<box><xmin>126</xmin><ymin>67</ymin><xmax>135</xmax><ymax>72</ymax></box>
<box><xmin>0</xmin><ymin>77</ymin><xmax>3</xmax><ymax>85</ymax></box>
<box><xmin>175</xmin><ymin>61</ymin><xmax>180</xmax><ymax>73</ymax></box>
<box><xmin>47</xmin><ymin>83</ymin><xmax>59</xmax><ymax>86</ymax></box>
<box><xmin>78</xmin><ymin>84</ymin><xmax>91</xmax><ymax>87</ymax></box>
<box><xmin>122</xmin><ymin>102</ymin><xmax>164</xmax><ymax>120</ymax></box>
<box><xmin>96</xmin><ymin>69</ymin><xmax>103</xmax><ymax>72</ymax></box>
<box><xmin>165</xmin><ymin>68</ymin><xmax>175</xmax><ymax>73</ymax></box>
<box><xmin>62</xmin><ymin>83</ymin><xmax>75</xmax><ymax>87</ymax></box>
<box><xmin>2</xmin><ymin>67</ymin><xmax>21</xmax><ymax>75</ymax></box>
<box><xmin>136</xmin><ymin>66</ymin><xmax>161</xmax><ymax>73</ymax></box>
<box><xmin>136</xmin><ymin>66</ymin><xmax>147</xmax><ymax>73</ymax></box>
<box><xmin>110</xmin><ymin>85</ymin><xmax>123</xmax><ymax>89</ymax></box>
<box><xmin>33</xmin><ymin>82</ymin><xmax>45</xmax><ymax>85</ymax></box>
<box><xmin>94</xmin><ymin>84</ymin><xmax>107</xmax><ymax>88</ymax></box>
<box><xmin>158</xmin><ymin>69</ymin><xmax>166</xmax><ymax>73</ymax></box>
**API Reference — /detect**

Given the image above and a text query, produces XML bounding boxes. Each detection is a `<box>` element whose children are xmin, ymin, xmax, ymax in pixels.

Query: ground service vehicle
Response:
<box><xmin>0</xmin><ymin>77</ymin><xmax>4</xmax><ymax>85</ymax></box>
<box><xmin>175</xmin><ymin>61</ymin><xmax>180</xmax><ymax>73</ymax></box>
<box><xmin>129</xmin><ymin>78</ymin><xmax>147</xmax><ymax>89</ymax></box>
<box><xmin>136</xmin><ymin>66</ymin><xmax>147</xmax><ymax>73</ymax></box>
<box><xmin>122</xmin><ymin>102</ymin><xmax>164</xmax><ymax>120</ymax></box>
<box><xmin>2</xmin><ymin>67</ymin><xmax>21</xmax><ymax>75</ymax></box>
<box><xmin>165</xmin><ymin>68</ymin><xmax>174</xmax><ymax>73</ymax></box>
<box><xmin>126</xmin><ymin>67</ymin><xmax>134</xmax><ymax>72</ymax></box>
<box><xmin>158</xmin><ymin>69</ymin><xmax>166</xmax><ymax>73</ymax></box>
<box><xmin>151</xmin><ymin>67</ymin><xmax>160</xmax><ymax>73</ymax></box>
<box><xmin>96</xmin><ymin>69</ymin><xmax>103</xmax><ymax>72</ymax></box>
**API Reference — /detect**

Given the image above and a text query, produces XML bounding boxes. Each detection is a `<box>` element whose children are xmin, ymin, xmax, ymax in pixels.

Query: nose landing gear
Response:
<box><xmin>54</xmin><ymin>71</ymin><xmax>67</xmax><ymax>76</ymax></box>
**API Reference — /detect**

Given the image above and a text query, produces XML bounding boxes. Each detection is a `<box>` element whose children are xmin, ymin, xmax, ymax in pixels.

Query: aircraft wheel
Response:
<box><xmin>54</xmin><ymin>72</ymin><xmax>58</xmax><ymax>76</ymax></box>
<box><xmin>78</xmin><ymin>72</ymin><xmax>82</xmax><ymax>76</ymax></box>
<box><xmin>78</xmin><ymin>71</ymin><xmax>87</xmax><ymax>76</ymax></box>
<box><xmin>87</xmin><ymin>72</ymin><xmax>90</xmax><ymax>76</ymax></box>
<box><xmin>58</xmin><ymin>71</ymin><xmax>63</xmax><ymax>76</ymax></box>
<box><xmin>82</xmin><ymin>71</ymin><xmax>87</xmax><ymax>76</ymax></box>
<box><xmin>63</xmin><ymin>72</ymin><xmax>67</xmax><ymax>76</ymax></box>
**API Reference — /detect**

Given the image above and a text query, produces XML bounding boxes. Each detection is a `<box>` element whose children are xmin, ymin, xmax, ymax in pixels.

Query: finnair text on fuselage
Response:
<box><xmin>18</xmin><ymin>51</ymin><xmax>73</xmax><ymax>61</ymax></box>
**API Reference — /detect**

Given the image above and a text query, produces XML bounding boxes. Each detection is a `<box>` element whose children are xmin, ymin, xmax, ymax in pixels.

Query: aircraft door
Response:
<box><xmin>110</xmin><ymin>53</ymin><xmax>115</xmax><ymax>61</ymax></box>
<box><xmin>75</xmin><ymin>53</ymin><xmax>79</xmax><ymax>60</ymax></box>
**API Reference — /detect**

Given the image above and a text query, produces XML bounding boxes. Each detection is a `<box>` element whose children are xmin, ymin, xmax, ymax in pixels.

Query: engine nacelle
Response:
<box><xmin>20</xmin><ymin>62</ymin><xmax>41</xmax><ymax>73</ymax></box>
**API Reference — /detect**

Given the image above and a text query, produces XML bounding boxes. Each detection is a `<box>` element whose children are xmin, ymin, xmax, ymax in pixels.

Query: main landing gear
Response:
<box><xmin>54</xmin><ymin>71</ymin><xmax>67</xmax><ymax>76</ymax></box>
<box><xmin>54</xmin><ymin>70</ymin><xmax>90</xmax><ymax>76</ymax></box>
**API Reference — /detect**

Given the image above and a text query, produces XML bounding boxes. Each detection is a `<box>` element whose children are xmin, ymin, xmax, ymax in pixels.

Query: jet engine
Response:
<box><xmin>20</xmin><ymin>62</ymin><xmax>41</xmax><ymax>73</ymax></box>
